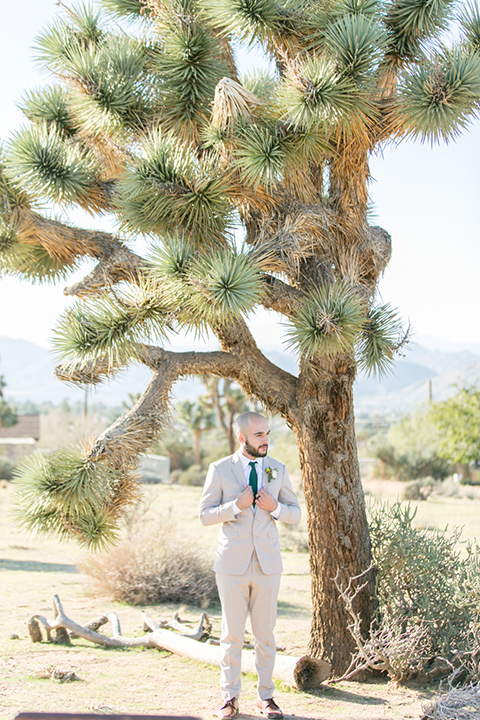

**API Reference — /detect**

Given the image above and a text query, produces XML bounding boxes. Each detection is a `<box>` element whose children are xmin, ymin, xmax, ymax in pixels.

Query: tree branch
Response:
<box><xmin>15</xmin><ymin>208</ymin><xmax>145</xmax><ymax>268</ymax></box>
<box><xmin>28</xmin><ymin>595</ymin><xmax>331</xmax><ymax>691</ymax></box>
<box><xmin>261</xmin><ymin>274</ymin><xmax>303</xmax><ymax>316</ymax></box>
<box><xmin>57</xmin><ymin>340</ymin><xmax>297</xmax><ymax>472</ymax></box>
<box><xmin>211</xmin><ymin>318</ymin><xmax>298</xmax><ymax>420</ymax></box>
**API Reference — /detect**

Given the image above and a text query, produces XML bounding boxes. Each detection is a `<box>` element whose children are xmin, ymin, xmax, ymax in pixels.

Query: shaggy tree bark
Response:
<box><xmin>293</xmin><ymin>355</ymin><xmax>375</xmax><ymax>666</ymax></box>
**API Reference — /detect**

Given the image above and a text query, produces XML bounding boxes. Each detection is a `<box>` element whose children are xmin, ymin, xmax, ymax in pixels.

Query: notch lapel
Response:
<box><xmin>231</xmin><ymin>450</ymin><xmax>246</xmax><ymax>488</ymax></box>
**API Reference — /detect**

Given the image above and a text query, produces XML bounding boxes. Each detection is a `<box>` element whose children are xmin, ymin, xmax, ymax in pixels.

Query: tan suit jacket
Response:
<box><xmin>199</xmin><ymin>449</ymin><xmax>301</xmax><ymax>575</ymax></box>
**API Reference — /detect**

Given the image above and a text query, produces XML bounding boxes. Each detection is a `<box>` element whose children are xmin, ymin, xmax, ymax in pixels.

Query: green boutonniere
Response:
<box><xmin>265</xmin><ymin>466</ymin><xmax>278</xmax><ymax>482</ymax></box>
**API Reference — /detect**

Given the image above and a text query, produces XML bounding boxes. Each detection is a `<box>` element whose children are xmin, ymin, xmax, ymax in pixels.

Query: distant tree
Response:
<box><xmin>370</xmin><ymin>412</ymin><xmax>451</xmax><ymax>481</ymax></box>
<box><xmin>178</xmin><ymin>398</ymin><xmax>216</xmax><ymax>465</ymax></box>
<box><xmin>3</xmin><ymin>0</ymin><xmax>480</xmax><ymax>672</ymax></box>
<box><xmin>201</xmin><ymin>377</ymin><xmax>250</xmax><ymax>453</ymax></box>
<box><xmin>0</xmin><ymin>375</ymin><xmax>17</xmax><ymax>430</ymax></box>
<box><xmin>429</xmin><ymin>383</ymin><xmax>480</xmax><ymax>469</ymax></box>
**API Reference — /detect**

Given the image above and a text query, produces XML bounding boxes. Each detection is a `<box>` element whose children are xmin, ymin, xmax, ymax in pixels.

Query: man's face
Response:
<box><xmin>239</xmin><ymin>416</ymin><xmax>270</xmax><ymax>459</ymax></box>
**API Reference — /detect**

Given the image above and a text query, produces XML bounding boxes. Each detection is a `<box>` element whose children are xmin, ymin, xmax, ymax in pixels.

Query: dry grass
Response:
<box><xmin>422</xmin><ymin>684</ymin><xmax>480</xmax><ymax>720</ymax></box>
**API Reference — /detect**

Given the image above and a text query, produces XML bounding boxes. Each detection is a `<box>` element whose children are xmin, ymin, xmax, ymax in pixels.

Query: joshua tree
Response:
<box><xmin>201</xmin><ymin>376</ymin><xmax>251</xmax><ymax>453</ymax></box>
<box><xmin>2</xmin><ymin>0</ymin><xmax>480</xmax><ymax>673</ymax></box>
<box><xmin>178</xmin><ymin>397</ymin><xmax>216</xmax><ymax>464</ymax></box>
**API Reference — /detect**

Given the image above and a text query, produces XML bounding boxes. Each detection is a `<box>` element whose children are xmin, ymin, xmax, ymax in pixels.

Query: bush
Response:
<box><xmin>434</xmin><ymin>476</ymin><xmax>461</xmax><ymax>498</ymax></box>
<box><xmin>78</xmin><ymin>518</ymin><xmax>218</xmax><ymax>606</ymax></box>
<box><xmin>0</xmin><ymin>456</ymin><xmax>14</xmax><ymax>481</ymax></box>
<box><xmin>152</xmin><ymin>428</ymin><xmax>194</xmax><ymax>471</ymax></box>
<box><xmin>179</xmin><ymin>464</ymin><xmax>205</xmax><ymax>486</ymax></box>
<box><xmin>402</xmin><ymin>479</ymin><xmax>434</xmax><ymax>501</ymax></box>
<box><xmin>369</xmin><ymin>413</ymin><xmax>452</xmax><ymax>481</ymax></box>
<box><xmin>340</xmin><ymin>501</ymin><xmax>480</xmax><ymax>682</ymax></box>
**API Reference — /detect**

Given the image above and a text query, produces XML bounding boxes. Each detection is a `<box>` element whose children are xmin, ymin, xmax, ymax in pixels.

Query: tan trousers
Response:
<box><xmin>216</xmin><ymin>552</ymin><xmax>281</xmax><ymax>702</ymax></box>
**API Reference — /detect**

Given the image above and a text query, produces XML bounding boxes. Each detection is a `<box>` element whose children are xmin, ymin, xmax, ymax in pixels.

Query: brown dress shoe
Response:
<box><xmin>257</xmin><ymin>698</ymin><xmax>283</xmax><ymax>719</ymax></box>
<box><xmin>220</xmin><ymin>697</ymin><xmax>239</xmax><ymax>719</ymax></box>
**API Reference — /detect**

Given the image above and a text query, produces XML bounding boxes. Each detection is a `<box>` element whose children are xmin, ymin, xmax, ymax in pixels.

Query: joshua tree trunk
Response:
<box><xmin>293</xmin><ymin>355</ymin><xmax>375</xmax><ymax>672</ymax></box>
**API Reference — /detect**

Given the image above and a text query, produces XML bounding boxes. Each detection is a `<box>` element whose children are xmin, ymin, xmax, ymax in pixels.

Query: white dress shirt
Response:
<box><xmin>233</xmin><ymin>453</ymin><xmax>281</xmax><ymax>518</ymax></box>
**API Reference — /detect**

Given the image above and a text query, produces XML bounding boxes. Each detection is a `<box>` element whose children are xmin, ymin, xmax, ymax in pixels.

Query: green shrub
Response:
<box><xmin>341</xmin><ymin>501</ymin><xmax>480</xmax><ymax>682</ymax></box>
<box><xmin>0</xmin><ymin>456</ymin><xmax>14</xmax><ymax>480</ymax></box>
<box><xmin>369</xmin><ymin>501</ymin><xmax>480</xmax><ymax>681</ymax></box>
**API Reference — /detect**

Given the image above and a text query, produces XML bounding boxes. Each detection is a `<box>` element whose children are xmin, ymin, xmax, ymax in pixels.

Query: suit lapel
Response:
<box><xmin>231</xmin><ymin>450</ymin><xmax>246</xmax><ymax>488</ymax></box>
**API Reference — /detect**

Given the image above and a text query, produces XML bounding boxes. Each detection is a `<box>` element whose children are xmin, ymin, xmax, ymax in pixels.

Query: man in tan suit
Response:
<box><xmin>199</xmin><ymin>412</ymin><xmax>301</xmax><ymax>719</ymax></box>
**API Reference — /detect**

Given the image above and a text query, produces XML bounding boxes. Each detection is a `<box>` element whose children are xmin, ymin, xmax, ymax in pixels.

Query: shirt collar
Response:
<box><xmin>239</xmin><ymin>452</ymin><xmax>263</xmax><ymax>473</ymax></box>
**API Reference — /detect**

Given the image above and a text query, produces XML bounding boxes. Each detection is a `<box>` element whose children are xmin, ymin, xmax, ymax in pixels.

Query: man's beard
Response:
<box><xmin>244</xmin><ymin>440</ymin><xmax>268</xmax><ymax>458</ymax></box>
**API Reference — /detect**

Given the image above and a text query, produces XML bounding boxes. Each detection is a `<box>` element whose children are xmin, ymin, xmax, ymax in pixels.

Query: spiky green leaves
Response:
<box><xmin>53</xmin><ymin>283</ymin><xmax>169</xmax><ymax>370</ymax></box>
<box><xmin>7</xmin><ymin>124</ymin><xmax>99</xmax><ymax>205</ymax></box>
<box><xmin>286</xmin><ymin>282</ymin><xmax>365</xmax><ymax>358</ymax></box>
<box><xmin>117</xmin><ymin>130</ymin><xmax>232</xmax><ymax>241</ymax></box>
<box><xmin>205</xmin><ymin>0</ymin><xmax>306</xmax><ymax>46</ymax></box>
<box><xmin>461</xmin><ymin>1</ymin><xmax>480</xmax><ymax>53</ymax></box>
<box><xmin>13</xmin><ymin>448</ymin><xmax>123</xmax><ymax>550</ymax></box>
<box><xmin>150</xmin><ymin>22</ymin><xmax>229</xmax><ymax>139</ymax></box>
<box><xmin>279</xmin><ymin>58</ymin><xmax>372</xmax><ymax>132</ymax></box>
<box><xmin>150</xmin><ymin>240</ymin><xmax>262</xmax><ymax>327</ymax></box>
<box><xmin>357</xmin><ymin>303</ymin><xmax>404</xmax><ymax>377</ymax></box>
<box><xmin>35</xmin><ymin>4</ymin><xmax>153</xmax><ymax>137</ymax></box>
<box><xmin>322</xmin><ymin>13</ymin><xmax>387</xmax><ymax>81</ymax></box>
<box><xmin>190</xmin><ymin>249</ymin><xmax>262</xmax><ymax>319</ymax></box>
<box><xmin>397</xmin><ymin>49</ymin><xmax>480</xmax><ymax>141</ymax></box>
<box><xmin>101</xmin><ymin>0</ymin><xmax>148</xmax><ymax>20</ymax></box>
<box><xmin>0</xmin><ymin>158</ymin><xmax>31</xmax><ymax>215</ymax></box>
<box><xmin>235</xmin><ymin>123</ymin><xmax>288</xmax><ymax>190</ymax></box>
<box><xmin>286</xmin><ymin>285</ymin><xmax>404</xmax><ymax>375</ymax></box>
<box><xmin>0</xmin><ymin>242</ymin><xmax>77</xmax><ymax>284</ymax></box>
<box><xmin>35</xmin><ymin>3</ymin><xmax>105</xmax><ymax>72</ymax></box>
<box><xmin>67</xmin><ymin>36</ymin><xmax>152</xmax><ymax>136</ymax></box>
<box><xmin>385</xmin><ymin>0</ymin><xmax>456</xmax><ymax>61</ymax></box>
<box><xmin>21</xmin><ymin>86</ymin><xmax>77</xmax><ymax>139</ymax></box>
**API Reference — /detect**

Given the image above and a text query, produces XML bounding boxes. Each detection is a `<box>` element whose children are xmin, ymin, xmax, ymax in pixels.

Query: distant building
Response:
<box><xmin>0</xmin><ymin>414</ymin><xmax>40</xmax><ymax>462</ymax></box>
<box><xmin>139</xmin><ymin>454</ymin><xmax>170</xmax><ymax>483</ymax></box>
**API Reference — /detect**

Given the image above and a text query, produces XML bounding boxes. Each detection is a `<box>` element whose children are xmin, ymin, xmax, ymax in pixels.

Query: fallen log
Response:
<box><xmin>28</xmin><ymin>595</ymin><xmax>331</xmax><ymax>691</ymax></box>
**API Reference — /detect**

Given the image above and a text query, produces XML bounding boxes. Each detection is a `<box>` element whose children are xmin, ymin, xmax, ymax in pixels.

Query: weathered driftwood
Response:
<box><xmin>142</xmin><ymin>610</ymin><xmax>211</xmax><ymax>641</ymax></box>
<box><xmin>28</xmin><ymin>595</ymin><xmax>331</xmax><ymax>690</ymax></box>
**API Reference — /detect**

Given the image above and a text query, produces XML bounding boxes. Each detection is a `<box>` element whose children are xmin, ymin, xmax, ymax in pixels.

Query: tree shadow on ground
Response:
<box><xmin>0</xmin><ymin>558</ymin><xmax>77</xmax><ymax>573</ymax></box>
<box><xmin>277</xmin><ymin>600</ymin><xmax>307</xmax><ymax>614</ymax></box>
<box><xmin>306</xmin><ymin>684</ymin><xmax>386</xmax><ymax>705</ymax></box>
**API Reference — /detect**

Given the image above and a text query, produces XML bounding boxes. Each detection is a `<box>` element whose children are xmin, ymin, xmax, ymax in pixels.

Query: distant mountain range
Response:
<box><xmin>1</xmin><ymin>335</ymin><xmax>479</xmax><ymax>416</ymax></box>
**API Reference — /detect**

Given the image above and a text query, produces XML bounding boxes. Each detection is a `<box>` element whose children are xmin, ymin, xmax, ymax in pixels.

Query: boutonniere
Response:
<box><xmin>265</xmin><ymin>466</ymin><xmax>278</xmax><ymax>482</ymax></box>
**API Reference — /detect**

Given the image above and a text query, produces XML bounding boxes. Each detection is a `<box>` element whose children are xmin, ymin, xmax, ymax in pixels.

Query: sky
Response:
<box><xmin>0</xmin><ymin>0</ymin><xmax>480</xmax><ymax>355</ymax></box>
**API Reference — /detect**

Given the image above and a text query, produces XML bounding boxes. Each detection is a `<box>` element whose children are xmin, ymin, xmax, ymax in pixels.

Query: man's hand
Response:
<box><xmin>256</xmin><ymin>487</ymin><xmax>278</xmax><ymax>513</ymax></box>
<box><xmin>237</xmin><ymin>484</ymin><xmax>254</xmax><ymax>509</ymax></box>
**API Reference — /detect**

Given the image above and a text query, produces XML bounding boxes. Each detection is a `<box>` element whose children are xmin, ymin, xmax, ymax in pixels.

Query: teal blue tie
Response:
<box><xmin>249</xmin><ymin>461</ymin><xmax>258</xmax><ymax>507</ymax></box>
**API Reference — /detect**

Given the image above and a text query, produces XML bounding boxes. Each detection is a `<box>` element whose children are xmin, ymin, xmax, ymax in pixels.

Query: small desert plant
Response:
<box><xmin>78</xmin><ymin>501</ymin><xmax>217</xmax><ymax>606</ymax></box>
<box><xmin>337</xmin><ymin>501</ymin><xmax>480</xmax><ymax>682</ymax></box>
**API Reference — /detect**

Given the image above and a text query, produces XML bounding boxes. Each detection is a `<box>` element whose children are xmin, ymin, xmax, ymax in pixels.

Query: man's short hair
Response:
<box><xmin>234</xmin><ymin>411</ymin><xmax>266</xmax><ymax>436</ymax></box>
